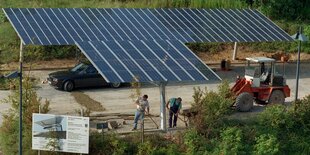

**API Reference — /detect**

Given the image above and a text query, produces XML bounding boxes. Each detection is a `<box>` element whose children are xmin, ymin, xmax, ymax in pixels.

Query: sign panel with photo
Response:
<box><xmin>32</xmin><ymin>113</ymin><xmax>89</xmax><ymax>154</ymax></box>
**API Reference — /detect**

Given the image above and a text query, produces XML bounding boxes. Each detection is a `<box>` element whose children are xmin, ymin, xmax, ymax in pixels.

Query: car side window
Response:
<box><xmin>86</xmin><ymin>66</ymin><xmax>97</xmax><ymax>74</ymax></box>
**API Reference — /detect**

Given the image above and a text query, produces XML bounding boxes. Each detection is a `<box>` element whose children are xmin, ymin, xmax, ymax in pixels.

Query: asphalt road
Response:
<box><xmin>0</xmin><ymin>62</ymin><xmax>310</xmax><ymax>125</ymax></box>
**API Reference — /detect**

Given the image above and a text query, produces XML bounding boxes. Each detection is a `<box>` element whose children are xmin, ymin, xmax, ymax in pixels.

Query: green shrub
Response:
<box><xmin>184</xmin><ymin>129</ymin><xmax>208</xmax><ymax>155</ymax></box>
<box><xmin>293</xmin><ymin>95</ymin><xmax>310</xmax><ymax>122</ymax></box>
<box><xmin>152</xmin><ymin>144</ymin><xmax>182</xmax><ymax>155</ymax></box>
<box><xmin>191</xmin><ymin>82</ymin><xmax>233</xmax><ymax>136</ymax></box>
<box><xmin>24</xmin><ymin>45</ymin><xmax>78</xmax><ymax>61</ymax></box>
<box><xmin>0</xmin><ymin>12</ymin><xmax>7</xmax><ymax>24</ymax></box>
<box><xmin>137</xmin><ymin>141</ymin><xmax>155</xmax><ymax>155</ymax></box>
<box><xmin>254</xmin><ymin>134</ymin><xmax>279</xmax><ymax>155</ymax></box>
<box><xmin>89</xmin><ymin>132</ymin><xmax>132</xmax><ymax>155</ymax></box>
<box><xmin>258</xmin><ymin>105</ymin><xmax>293</xmax><ymax>133</ymax></box>
<box><xmin>305</xmin><ymin>25</ymin><xmax>310</xmax><ymax>39</ymax></box>
<box><xmin>256</xmin><ymin>96</ymin><xmax>310</xmax><ymax>154</ymax></box>
<box><xmin>186</xmin><ymin>43</ymin><xmax>228</xmax><ymax>54</ymax></box>
<box><xmin>0</xmin><ymin>77</ymin><xmax>50</xmax><ymax>154</ymax></box>
<box><xmin>260</xmin><ymin>0</ymin><xmax>309</xmax><ymax>20</ymax></box>
<box><xmin>216</xmin><ymin>127</ymin><xmax>245</xmax><ymax>155</ymax></box>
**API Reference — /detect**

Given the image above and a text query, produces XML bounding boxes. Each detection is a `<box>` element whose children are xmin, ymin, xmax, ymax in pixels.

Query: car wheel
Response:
<box><xmin>64</xmin><ymin>81</ymin><xmax>74</xmax><ymax>92</ymax></box>
<box><xmin>110</xmin><ymin>82</ymin><xmax>121</xmax><ymax>88</ymax></box>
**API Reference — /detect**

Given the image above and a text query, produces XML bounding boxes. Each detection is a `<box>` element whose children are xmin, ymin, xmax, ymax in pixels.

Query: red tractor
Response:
<box><xmin>231</xmin><ymin>57</ymin><xmax>290</xmax><ymax>112</ymax></box>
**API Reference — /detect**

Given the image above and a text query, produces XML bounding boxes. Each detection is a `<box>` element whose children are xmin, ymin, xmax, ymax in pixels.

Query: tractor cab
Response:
<box><xmin>244</xmin><ymin>57</ymin><xmax>285</xmax><ymax>87</ymax></box>
<box><xmin>231</xmin><ymin>57</ymin><xmax>290</xmax><ymax>112</ymax></box>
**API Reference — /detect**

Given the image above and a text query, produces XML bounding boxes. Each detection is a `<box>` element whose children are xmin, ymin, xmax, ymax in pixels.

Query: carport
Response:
<box><xmin>3</xmin><ymin>8</ymin><xmax>293</xmax><ymax>133</ymax></box>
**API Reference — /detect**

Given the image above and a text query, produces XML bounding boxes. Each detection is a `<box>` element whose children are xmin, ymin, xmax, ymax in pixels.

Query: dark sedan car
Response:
<box><xmin>47</xmin><ymin>63</ymin><xmax>121</xmax><ymax>91</ymax></box>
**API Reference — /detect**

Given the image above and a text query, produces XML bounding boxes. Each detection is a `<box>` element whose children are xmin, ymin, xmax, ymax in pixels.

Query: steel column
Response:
<box><xmin>19</xmin><ymin>40</ymin><xmax>23</xmax><ymax>155</ymax></box>
<box><xmin>232</xmin><ymin>42</ymin><xmax>238</xmax><ymax>60</ymax></box>
<box><xmin>295</xmin><ymin>27</ymin><xmax>302</xmax><ymax>101</ymax></box>
<box><xmin>159</xmin><ymin>82</ymin><xmax>167</xmax><ymax>131</ymax></box>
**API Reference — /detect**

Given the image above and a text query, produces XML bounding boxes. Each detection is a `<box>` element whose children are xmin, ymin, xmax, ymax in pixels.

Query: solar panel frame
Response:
<box><xmin>3</xmin><ymin>8</ymin><xmax>294</xmax><ymax>45</ymax></box>
<box><xmin>176</xmin><ymin>9</ymin><xmax>212</xmax><ymax>42</ymax></box>
<box><xmin>137</xmin><ymin>8</ymin><xmax>172</xmax><ymax>40</ymax></box>
<box><xmin>76</xmin><ymin>40</ymin><xmax>221</xmax><ymax>83</ymax></box>
<box><xmin>249</xmin><ymin>10</ymin><xmax>292</xmax><ymax>41</ymax></box>
<box><xmin>220</xmin><ymin>9</ymin><xmax>259</xmax><ymax>42</ymax></box>
<box><xmin>211</xmin><ymin>9</ymin><xmax>249</xmax><ymax>42</ymax></box>
<box><xmin>3</xmin><ymin>7</ymin><xmax>294</xmax><ymax>83</ymax></box>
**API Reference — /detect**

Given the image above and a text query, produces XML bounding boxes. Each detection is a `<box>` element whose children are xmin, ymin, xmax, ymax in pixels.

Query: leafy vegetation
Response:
<box><xmin>1</xmin><ymin>79</ymin><xmax>310</xmax><ymax>154</ymax></box>
<box><xmin>0</xmin><ymin>77</ymin><xmax>50</xmax><ymax>154</ymax></box>
<box><xmin>260</xmin><ymin>0</ymin><xmax>310</xmax><ymax>21</ymax></box>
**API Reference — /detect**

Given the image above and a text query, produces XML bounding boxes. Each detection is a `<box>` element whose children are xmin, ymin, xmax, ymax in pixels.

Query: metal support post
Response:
<box><xmin>19</xmin><ymin>40</ymin><xmax>23</xmax><ymax>155</ymax></box>
<box><xmin>141</xmin><ymin>119</ymin><xmax>144</xmax><ymax>143</ymax></box>
<box><xmin>295</xmin><ymin>27</ymin><xmax>302</xmax><ymax>101</ymax></box>
<box><xmin>232</xmin><ymin>42</ymin><xmax>238</xmax><ymax>60</ymax></box>
<box><xmin>159</xmin><ymin>82</ymin><xmax>167</xmax><ymax>131</ymax></box>
<box><xmin>38</xmin><ymin>105</ymin><xmax>41</xmax><ymax>155</ymax></box>
<box><xmin>270</xmin><ymin>62</ymin><xmax>274</xmax><ymax>85</ymax></box>
<box><xmin>80</xmin><ymin>109</ymin><xmax>84</xmax><ymax>155</ymax></box>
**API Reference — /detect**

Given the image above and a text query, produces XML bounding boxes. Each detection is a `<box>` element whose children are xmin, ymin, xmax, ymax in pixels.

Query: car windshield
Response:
<box><xmin>70</xmin><ymin>63</ymin><xmax>89</xmax><ymax>72</ymax></box>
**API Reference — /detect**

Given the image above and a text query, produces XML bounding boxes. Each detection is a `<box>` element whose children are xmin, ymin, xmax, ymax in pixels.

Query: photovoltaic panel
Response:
<box><xmin>3</xmin><ymin>8</ymin><xmax>294</xmax><ymax>45</ymax></box>
<box><xmin>76</xmin><ymin>40</ymin><xmax>221</xmax><ymax>83</ymax></box>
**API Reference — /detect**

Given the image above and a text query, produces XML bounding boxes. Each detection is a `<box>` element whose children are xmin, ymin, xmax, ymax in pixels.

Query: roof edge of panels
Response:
<box><xmin>74</xmin><ymin>41</ymin><xmax>112</xmax><ymax>83</ymax></box>
<box><xmin>75</xmin><ymin>40</ymin><xmax>222</xmax><ymax>82</ymax></box>
<box><xmin>254</xmin><ymin>9</ymin><xmax>294</xmax><ymax>42</ymax></box>
<box><xmin>2</xmin><ymin>8</ymin><xmax>26</xmax><ymax>45</ymax></box>
<box><xmin>174</xmin><ymin>40</ymin><xmax>222</xmax><ymax>81</ymax></box>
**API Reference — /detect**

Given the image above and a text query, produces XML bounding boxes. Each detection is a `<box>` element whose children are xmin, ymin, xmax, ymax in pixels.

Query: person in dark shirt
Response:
<box><xmin>166</xmin><ymin>97</ymin><xmax>182</xmax><ymax>128</ymax></box>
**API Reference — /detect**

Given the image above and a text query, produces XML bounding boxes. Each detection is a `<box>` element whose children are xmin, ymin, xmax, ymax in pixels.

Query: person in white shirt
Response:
<box><xmin>132</xmin><ymin>94</ymin><xmax>150</xmax><ymax>130</ymax></box>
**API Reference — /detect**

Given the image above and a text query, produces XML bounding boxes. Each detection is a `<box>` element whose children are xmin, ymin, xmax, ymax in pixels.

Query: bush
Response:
<box><xmin>260</xmin><ymin>0</ymin><xmax>309</xmax><ymax>20</ymax></box>
<box><xmin>24</xmin><ymin>45</ymin><xmax>78</xmax><ymax>61</ymax></box>
<box><xmin>137</xmin><ymin>141</ymin><xmax>155</xmax><ymax>155</ymax></box>
<box><xmin>254</xmin><ymin>134</ymin><xmax>279</xmax><ymax>155</ymax></box>
<box><xmin>216</xmin><ymin>127</ymin><xmax>245</xmax><ymax>155</ymax></box>
<box><xmin>0</xmin><ymin>77</ymin><xmax>50</xmax><ymax>154</ymax></box>
<box><xmin>255</xmin><ymin>96</ymin><xmax>310</xmax><ymax>154</ymax></box>
<box><xmin>258</xmin><ymin>105</ymin><xmax>293</xmax><ymax>133</ymax></box>
<box><xmin>191</xmin><ymin>82</ymin><xmax>233</xmax><ymax>136</ymax></box>
<box><xmin>0</xmin><ymin>12</ymin><xmax>7</xmax><ymax>24</ymax></box>
<box><xmin>184</xmin><ymin>129</ymin><xmax>208</xmax><ymax>155</ymax></box>
<box><xmin>186</xmin><ymin>43</ymin><xmax>228</xmax><ymax>54</ymax></box>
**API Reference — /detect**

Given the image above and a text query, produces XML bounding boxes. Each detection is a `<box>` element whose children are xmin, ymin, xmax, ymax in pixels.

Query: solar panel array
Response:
<box><xmin>76</xmin><ymin>40</ymin><xmax>220</xmax><ymax>82</ymax></box>
<box><xmin>3</xmin><ymin>8</ymin><xmax>293</xmax><ymax>45</ymax></box>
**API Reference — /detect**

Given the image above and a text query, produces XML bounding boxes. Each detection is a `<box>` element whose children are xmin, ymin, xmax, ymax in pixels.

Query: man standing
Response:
<box><xmin>132</xmin><ymin>94</ymin><xmax>150</xmax><ymax>130</ymax></box>
<box><xmin>166</xmin><ymin>97</ymin><xmax>182</xmax><ymax>128</ymax></box>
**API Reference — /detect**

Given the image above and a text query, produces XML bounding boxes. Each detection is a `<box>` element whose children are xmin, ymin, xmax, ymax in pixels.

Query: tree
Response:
<box><xmin>260</xmin><ymin>0</ymin><xmax>308</xmax><ymax>20</ymax></box>
<box><xmin>0</xmin><ymin>77</ymin><xmax>50</xmax><ymax>154</ymax></box>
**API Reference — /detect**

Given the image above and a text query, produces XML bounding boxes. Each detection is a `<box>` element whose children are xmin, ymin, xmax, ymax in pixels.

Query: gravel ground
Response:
<box><xmin>0</xmin><ymin>62</ymin><xmax>310</xmax><ymax>130</ymax></box>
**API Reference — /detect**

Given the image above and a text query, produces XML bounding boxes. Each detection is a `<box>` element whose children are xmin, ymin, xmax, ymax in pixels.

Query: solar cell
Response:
<box><xmin>76</xmin><ymin>40</ymin><xmax>221</xmax><ymax>83</ymax></box>
<box><xmin>3</xmin><ymin>8</ymin><xmax>294</xmax><ymax>83</ymax></box>
<box><xmin>3</xmin><ymin>8</ymin><xmax>294</xmax><ymax>45</ymax></box>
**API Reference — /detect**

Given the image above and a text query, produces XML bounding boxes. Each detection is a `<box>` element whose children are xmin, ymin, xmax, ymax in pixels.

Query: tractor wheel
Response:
<box><xmin>255</xmin><ymin>99</ymin><xmax>266</xmax><ymax>105</ymax></box>
<box><xmin>268</xmin><ymin>90</ymin><xmax>285</xmax><ymax>104</ymax></box>
<box><xmin>236</xmin><ymin>92</ymin><xmax>253</xmax><ymax>112</ymax></box>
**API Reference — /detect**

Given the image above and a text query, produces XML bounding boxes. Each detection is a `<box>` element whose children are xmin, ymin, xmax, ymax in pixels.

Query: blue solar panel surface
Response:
<box><xmin>3</xmin><ymin>8</ymin><xmax>294</xmax><ymax>45</ymax></box>
<box><xmin>76</xmin><ymin>40</ymin><xmax>221</xmax><ymax>82</ymax></box>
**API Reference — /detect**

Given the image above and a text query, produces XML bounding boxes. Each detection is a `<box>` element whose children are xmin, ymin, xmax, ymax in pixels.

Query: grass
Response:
<box><xmin>0</xmin><ymin>22</ymin><xmax>20</xmax><ymax>64</ymax></box>
<box><xmin>0</xmin><ymin>79</ymin><xmax>8</xmax><ymax>90</ymax></box>
<box><xmin>71</xmin><ymin>91</ymin><xmax>105</xmax><ymax>111</ymax></box>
